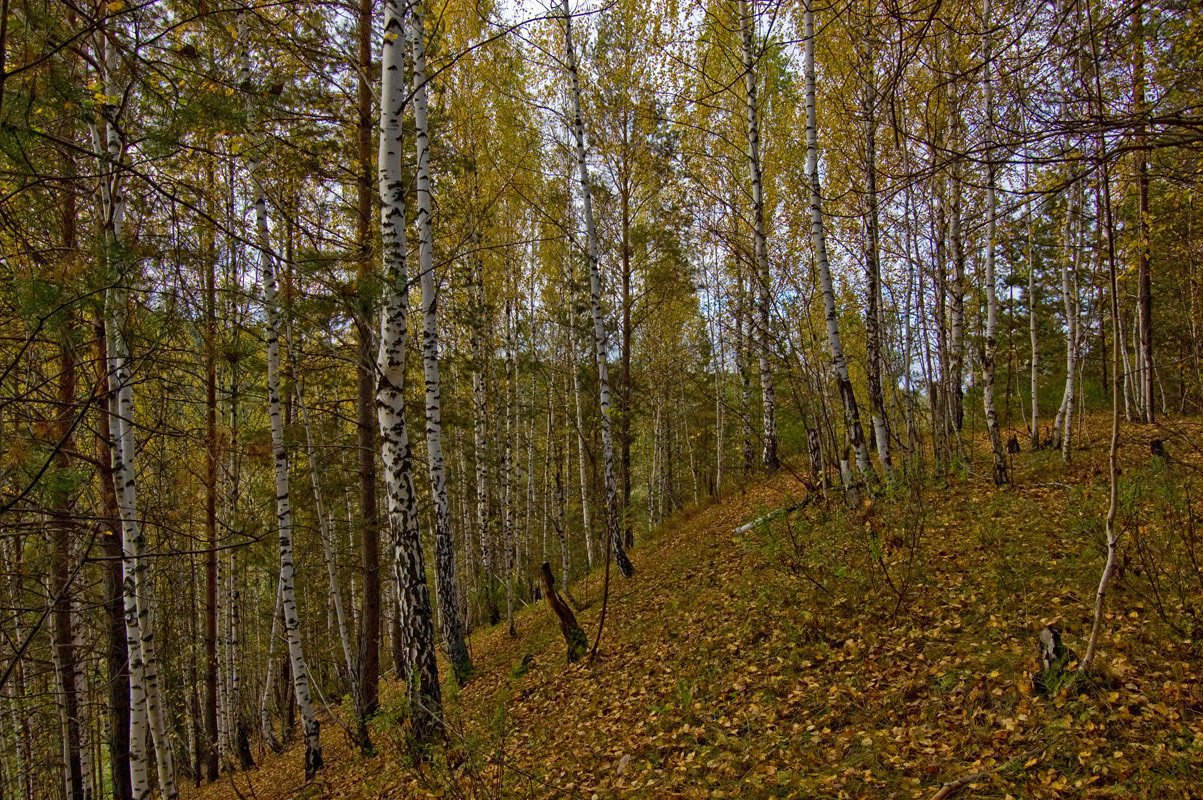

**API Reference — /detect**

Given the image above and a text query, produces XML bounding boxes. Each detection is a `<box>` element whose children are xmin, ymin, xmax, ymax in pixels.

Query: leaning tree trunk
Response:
<box><xmin>737</xmin><ymin>0</ymin><xmax>778</xmax><ymax>471</ymax></box>
<box><xmin>802</xmin><ymin>0</ymin><xmax>877</xmax><ymax>488</ymax></box>
<box><xmin>1082</xmin><ymin>12</ymin><xmax>1122</xmax><ymax>669</ymax></box>
<box><xmin>562</xmin><ymin>0</ymin><xmax>634</xmax><ymax>577</ymax></box>
<box><xmin>377</xmin><ymin>0</ymin><xmax>443</xmax><ymax>741</ymax></box>
<box><xmin>981</xmin><ymin>1</ymin><xmax>1008</xmax><ymax>486</ymax></box>
<box><xmin>410</xmin><ymin>2</ymin><xmax>473</xmax><ymax>682</ymax></box>
<box><xmin>239</xmin><ymin>12</ymin><xmax>322</xmax><ymax>777</ymax></box>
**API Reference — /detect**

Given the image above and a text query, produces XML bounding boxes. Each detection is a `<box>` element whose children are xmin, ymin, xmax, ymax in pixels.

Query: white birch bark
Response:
<box><xmin>981</xmin><ymin>0</ymin><xmax>1008</xmax><ymax>485</ymax></box>
<box><xmin>409</xmin><ymin>3</ymin><xmax>474</xmax><ymax>681</ymax></box>
<box><xmin>469</xmin><ymin>259</ymin><xmax>495</xmax><ymax>610</ymax></box>
<box><xmin>802</xmin><ymin>0</ymin><xmax>877</xmax><ymax>487</ymax></box>
<box><xmin>562</xmin><ymin>0</ymin><xmax>635</xmax><ymax>577</ymax></box>
<box><xmin>91</xmin><ymin>15</ymin><xmax>170</xmax><ymax>799</ymax></box>
<box><xmin>737</xmin><ymin>0</ymin><xmax>778</xmax><ymax>471</ymax></box>
<box><xmin>949</xmin><ymin>161</ymin><xmax>966</xmax><ymax>437</ymax></box>
<box><xmin>294</xmin><ymin>375</ymin><xmax>356</xmax><ymax>687</ymax></box>
<box><xmin>859</xmin><ymin>24</ymin><xmax>892</xmax><ymax>480</ymax></box>
<box><xmin>258</xmin><ymin>577</ymin><xmax>283</xmax><ymax>754</ymax></box>
<box><xmin>376</xmin><ymin>0</ymin><xmax>443</xmax><ymax>740</ymax></box>
<box><xmin>571</xmin><ymin>337</ymin><xmax>593</xmax><ymax>568</ymax></box>
<box><xmin>1027</xmin><ymin>190</ymin><xmax>1039</xmax><ymax>449</ymax></box>
<box><xmin>237</xmin><ymin>12</ymin><xmax>322</xmax><ymax>777</ymax></box>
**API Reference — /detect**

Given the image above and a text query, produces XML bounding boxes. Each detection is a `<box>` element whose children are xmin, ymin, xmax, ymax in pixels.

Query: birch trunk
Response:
<box><xmin>504</xmin><ymin>301</ymin><xmax>517</xmax><ymax>635</ymax></box>
<box><xmin>51</xmin><ymin>330</ymin><xmax>84</xmax><ymax>800</ymax></box>
<box><xmin>295</xmin><ymin>377</ymin><xmax>356</xmax><ymax>688</ymax></box>
<box><xmin>409</xmin><ymin>2</ymin><xmax>474</xmax><ymax>681</ymax></box>
<box><xmin>93</xmin><ymin>15</ymin><xmax>172</xmax><ymax>797</ymax></box>
<box><xmin>737</xmin><ymin>0</ymin><xmax>778</xmax><ymax>471</ymax></box>
<box><xmin>94</xmin><ymin>323</ymin><xmax>133</xmax><ymax>800</ymax></box>
<box><xmin>1053</xmin><ymin>184</ymin><xmax>1080</xmax><ymax>459</ymax></box>
<box><xmin>258</xmin><ymin>578</ymin><xmax>283</xmax><ymax>754</ymax></box>
<box><xmin>1027</xmin><ymin>191</ymin><xmax>1039</xmax><ymax>449</ymax></box>
<box><xmin>239</xmin><ymin>12</ymin><xmax>322</xmax><ymax>777</ymax></box>
<box><xmin>949</xmin><ymin>161</ymin><xmax>966</xmax><ymax>436</ymax></box>
<box><xmin>562</xmin><ymin>0</ymin><xmax>634</xmax><ymax>577</ymax></box>
<box><xmin>1133</xmin><ymin>1</ymin><xmax>1154</xmax><ymax>423</ymax></box>
<box><xmin>860</xmin><ymin>29</ymin><xmax>892</xmax><ymax>480</ymax></box>
<box><xmin>469</xmin><ymin>257</ymin><xmax>498</xmax><ymax>622</ymax></box>
<box><xmin>735</xmin><ymin>269</ymin><xmax>754</xmax><ymax>476</ymax></box>
<box><xmin>571</xmin><ymin>343</ymin><xmax>594</xmax><ymax>568</ymax></box>
<box><xmin>377</xmin><ymin>0</ymin><xmax>443</xmax><ymax>740</ymax></box>
<box><xmin>803</xmin><ymin>0</ymin><xmax>877</xmax><ymax>487</ymax></box>
<box><xmin>981</xmin><ymin>0</ymin><xmax>1008</xmax><ymax>486</ymax></box>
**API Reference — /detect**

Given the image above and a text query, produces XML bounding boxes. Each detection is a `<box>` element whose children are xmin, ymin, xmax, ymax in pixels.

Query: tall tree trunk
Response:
<box><xmin>93</xmin><ymin>15</ymin><xmax>175</xmax><ymax>796</ymax></box>
<box><xmin>737</xmin><ymin>0</ymin><xmax>778</xmax><ymax>471</ymax></box>
<box><xmin>295</xmin><ymin>377</ymin><xmax>356</xmax><ymax>696</ymax></box>
<box><xmin>202</xmin><ymin>167</ymin><xmax>220</xmax><ymax>782</ymax></box>
<box><xmin>469</xmin><ymin>256</ymin><xmax>498</xmax><ymax>623</ymax></box>
<box><xmin>562</xmin><ymin>0</ymin><xmax>635</xmax><ymax>578</ymax></box>
<box><xmin>619</xmin><ymin>161</ymin><xmax>634</xmax><ymax>548</ymax></box>
<box><xmin>1053</xmin><ymin>183</ymin><xmax>1080</xmax><ymax>460</ymax></box>
<box><xmin>571</xmin><ymin>341</ymin><xmax>594</xmax><ymax>568</ymax></box>
<box><xmin>94</xmin><ymin>326</ymin><xmax>132</xmax><ymax>800</ymax></box>
<box><xmin>1027</xmin><ymin>187</ymin><xmax>1039</xmax><ymax>450</ymax></box>
<box><xmin>860</xmin><ymin>19</ymin><xmax>892</xmax><ymax>480</ymax></box>
<box><xmin>949</xmin><ymin>147</ymin><xmax>966</xmax><ymax>436</ymax></box>
<box><xmin>803</xmin><ymin>0</ymin><xmax>877</xmax><ymax>487</ymax></box>
<box><xmin>410</xmin><ymin>2</ymin><xmax>474</xmax><ymax>682</ymax></box>
<box><xmin>354</xmin><ymin>0</ymin><xmax>381</xmax><ymax>740</ymax></box>
<box><xmin>258</xmin><ymin>579</ymin><xmax>283</xmax><ymax>754</ymax></box>
<box><xmin>1082</xmin><ymin>5</ymin><xmax>1122</xmax><ymax>669</ymax></box>
<box><xmin>981</xmin><ymin>0</ymin><xmax>1008</xmax><ymax>486</ymax></box>
<box><xmin>735</xmin><ymin>268</ymin><xmax>754</xmax><ymax>477</ymax></box>
<box><xmin>377</xmin><ymin>0</ymin><xmax>443</xmax><ymax>741</ymax></box>
<box><xmin>52</xmin><ymin>323</ymin><xmax>84</xmax><ymax>800</ymax></box>
<box><xmin>1133</xmin><ymin>0</ymin><xmax>1153</xmax><ymax>423</ymax></box>
<box><xmin>239</xmin><ymin>12</ymin><xmax>322</xmax><ymax>777</ymax></box>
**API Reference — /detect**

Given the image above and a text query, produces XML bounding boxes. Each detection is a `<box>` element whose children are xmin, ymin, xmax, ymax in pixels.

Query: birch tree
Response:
<box><xmin>737</xmin><ymin>0</ymin><xmax>779</xmax><ymax>472</ymax></box>
<box><xmin>377</xmin><ymin>0</ymin><xmax>444</xmax><ymax>741</ymax></box>
<box><xmin>238</xmin><ymin>12</ymin><xmax>322</xmax><ymax>778</ymax></box>
<box><xmin>802</xmin><ymin>0</ymin><xmax>877</xmax><ymax>487</ymax></box>
<box><xmin>981</xmin><ymin>0</ymin><xmax>1008</xmax><ymax>486</ymax></box>
<box><xmin>562</xmin><ymin>0</ymin><xmax>635</xmax><ymax>578</ymax></box>
<box><xmin>410</xmin><ymin>1</ymin><xmax>474</xmax><ymax>682</ymax></box>
<box><xmin>91</xmin><ymin>11</ymin><xmax>176</xmax><ymax>799</ymax></box>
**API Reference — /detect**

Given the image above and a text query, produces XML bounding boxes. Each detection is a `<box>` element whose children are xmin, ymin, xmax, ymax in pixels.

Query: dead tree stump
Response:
<box><xmin>541</xmin><ymin>562</ymin><xmax>587</xmax><ymax>662</ymax></box>
<box><xmin>1034</xmin><ymin>625</ymin><xmax>1077</xmax><ymax>695</ymax></box>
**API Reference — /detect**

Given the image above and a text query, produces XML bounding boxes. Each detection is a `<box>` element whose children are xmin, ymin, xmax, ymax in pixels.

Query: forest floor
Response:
<box><xmin>188</xmin><ymin>415</ymin><xmax>1203</xmax><ymax>799</ymax></box>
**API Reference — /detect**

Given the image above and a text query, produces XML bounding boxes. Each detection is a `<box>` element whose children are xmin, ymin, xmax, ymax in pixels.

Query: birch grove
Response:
<box><xmin>0</xmin><ymin>0</ymin><xmax>1201</xmax><ymax>792</ymax></box>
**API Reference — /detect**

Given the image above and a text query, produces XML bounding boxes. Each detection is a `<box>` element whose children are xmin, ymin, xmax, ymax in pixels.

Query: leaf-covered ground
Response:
<box><xmin>189</xmin><ymin>416</ymin><xmax>1203</xmax><ymax>799</ymax></box>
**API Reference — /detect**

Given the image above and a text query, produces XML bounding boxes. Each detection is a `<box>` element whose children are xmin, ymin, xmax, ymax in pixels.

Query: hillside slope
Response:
<box><xmin>190</xmin><ymin>418</ymin><xmax>1203</xmax><ymax>799</ymax></box>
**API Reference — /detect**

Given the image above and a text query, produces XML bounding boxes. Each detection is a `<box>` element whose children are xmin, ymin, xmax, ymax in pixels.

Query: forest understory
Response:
<box><xmin>186</xmin><ymin>415</ymin><xmax>1203</xmax><ymax>800</ymax></box>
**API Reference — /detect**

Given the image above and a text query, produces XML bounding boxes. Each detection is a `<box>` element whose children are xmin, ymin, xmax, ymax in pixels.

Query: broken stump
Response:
<box><xmin>541</xmin><ymin>562</ymin><xmax>587</xmax><ymax>662</ymax></box>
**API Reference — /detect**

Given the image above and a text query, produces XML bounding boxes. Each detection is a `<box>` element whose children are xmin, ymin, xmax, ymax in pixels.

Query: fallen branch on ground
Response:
<box><xmin>732</xmin><ymin>496</ymin><xmax>812</xmax><ymax>534</ymax></box>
